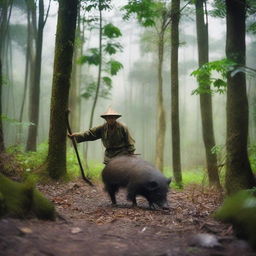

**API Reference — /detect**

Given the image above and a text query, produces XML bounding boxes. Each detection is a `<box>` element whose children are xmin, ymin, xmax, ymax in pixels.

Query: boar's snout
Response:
<box><xmin>161</xmin><ymin>201</ymin><xmax>169</xmax><ymax>210</ymax></box>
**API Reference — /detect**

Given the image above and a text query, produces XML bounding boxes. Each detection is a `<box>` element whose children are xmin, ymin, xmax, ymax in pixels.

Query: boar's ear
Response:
<box><xmin>167</xmin><ymin>178</ymin><xmax>172</xmax><ymax>185</ymax></box>
<box><xmin>146</xmin><ymin>181</ymin><xmax>158</xmax><ymax>191</ymax></box>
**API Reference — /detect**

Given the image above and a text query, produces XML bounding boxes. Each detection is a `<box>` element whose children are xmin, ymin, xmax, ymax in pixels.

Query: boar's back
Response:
<box><xmin>102</xmin><ymin>155</ymin><xmax>167</xmax><ymax>187</ymax></box>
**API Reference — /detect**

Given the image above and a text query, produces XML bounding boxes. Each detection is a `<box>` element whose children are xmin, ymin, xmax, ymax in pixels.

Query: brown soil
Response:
<box><xmin>0</xmin><ymin>179</ymin><xmax>255</xmax><ymax>256</ymax></box>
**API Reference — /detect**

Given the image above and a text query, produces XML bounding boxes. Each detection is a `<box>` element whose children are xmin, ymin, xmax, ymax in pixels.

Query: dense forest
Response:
<box><xmin>0</xmin><ymin>0</ymin><xmax>256</xmax><ymax>255</ymax></box>
<box><xmin>1</xmin><ymin>0</ymin><xmax>256</xmax><ymax>188</ymax></box>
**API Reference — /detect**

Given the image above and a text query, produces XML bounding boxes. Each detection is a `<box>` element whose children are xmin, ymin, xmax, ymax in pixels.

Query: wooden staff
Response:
<box><xmin>65</xmin><ymin>110</ymin><xmax>93</xmax><ymax>186</ymax></box>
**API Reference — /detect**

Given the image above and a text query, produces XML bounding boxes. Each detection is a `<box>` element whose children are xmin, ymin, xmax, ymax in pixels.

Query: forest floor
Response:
<box><xmin>0</xmin><ymin>178</ymin><xmax>255</xmax><ymax>256</ymax></box>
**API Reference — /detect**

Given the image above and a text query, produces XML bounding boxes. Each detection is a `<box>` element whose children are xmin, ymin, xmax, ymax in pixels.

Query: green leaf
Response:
<box><xmin>107</xmin><ymin>60</ymin><xmax>123</xmax><ymax>75</ymax></box>
<box><xmin>209</xmin><ymin>0</ymin><xmax>226</xmax><ymax>18</ymax></box>
<box><xmin>104</xmin><ymin>42</ymin><xmax>123</xmax><ymax>55</ymax></box>
<box><xmin>122</xmin><ymin>0</ymin><xmax>163</xmax><ymax>27</ymax></box>
<box><xmin>77</xmin><ymin>48</ymin><xmax>100</xmax><ymax>66</ymax></box>
<box><xmin>191</xmin><ymin>58</ymin><xmax>237</xmax><ymax>95</ymax></box>
<box><xmin>102</xmin><ymin>76</ymin><xmax>112</xmax><ymax>87</ymax></box>
<box><xmin>213</xmin><ymin>78</ymin><xmax>226</xmax><ymax>89</ymax></box>
<box><xmin>85</xmin><ymin>4</ymin><xmax>97</xmax><ymax>12</ymax></box>
<box><xmin>83</xmin><ymin>0</ymin><xmax>112</xmax><ymax>12</ymax></box>
<box><xmin>1</xmin><ymin>115</ymin><xmax>34</xmax><ymax>127</ymax></box>
<box><xmin>103</xmin><ymin>23</ymin><xmax>122</xmax><ymax>38</ymax></box>
<box><xmin>81</xmin><ymin>82</ymin><xmax>97</xmax><ymax>99</ymax></box>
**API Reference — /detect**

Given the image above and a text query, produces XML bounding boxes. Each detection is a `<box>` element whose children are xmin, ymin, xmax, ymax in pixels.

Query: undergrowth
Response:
<box><xmin>6</xmin><ymin>143</ymin><xmax>104</xmax><ymax>183</ymax></box>
<box><xmin>5</xmin><ymin>142</ymin><xmax>256</xmax><ymax>188</ymax></box>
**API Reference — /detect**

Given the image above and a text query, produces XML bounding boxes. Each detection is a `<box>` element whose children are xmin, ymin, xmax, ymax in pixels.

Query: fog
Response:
<box><xmin>2</xmin><ymin>0</ymin><xmax>256</xmax><ymax>170</ymax></box>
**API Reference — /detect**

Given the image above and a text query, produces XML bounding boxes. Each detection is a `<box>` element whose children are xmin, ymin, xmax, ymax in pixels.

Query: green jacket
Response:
<box><xmin>75</xmin><ymin>121</ymin><xmax>135</xmax><ymax>164</ymax></box>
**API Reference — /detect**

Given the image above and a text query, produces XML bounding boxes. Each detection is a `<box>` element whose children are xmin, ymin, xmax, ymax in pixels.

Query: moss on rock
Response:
<box><xmin>0</xmin><ymin>173</ymin><xmax>55</xmax><ymax>220</ymax></box>
<box><xmin>32</xmin><ymin>189</ymin><xmax>55</xmax><ymax>220</ymax></box>
<box><xmin>214</xmin><ymin>190</ymin><xmax>256</xmax><ymax>249</ymax></box>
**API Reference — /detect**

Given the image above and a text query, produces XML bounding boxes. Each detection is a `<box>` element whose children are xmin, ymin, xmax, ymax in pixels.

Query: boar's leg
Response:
<box><xmin>127</xmin><ymin>184</ymin><xmax>137</xmax><ymax>206</ymax></box>
<box><xmin>148</xmin><ymin>201</ymin><xmax>156</xmax><ymax>210</ymax></box>
<box><xmin>127</xmin><ymin>192</ymin><xmax>137</xmax><ymax>206</ymax></box>
<box><xmin>105</xmin><ymin>185</ymin><xmax>119</xmax><ymax>205</ymax></box>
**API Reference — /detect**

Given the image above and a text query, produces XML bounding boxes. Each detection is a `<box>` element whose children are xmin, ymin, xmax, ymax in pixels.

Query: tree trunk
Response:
<box><xmin>84</xmin><ymin>4</ymin><xmax>103</xmax><ymax>169</ymax></box>
<box><xmin>88</xmin><ymin>5</ymin><xmax>102</xmax><ymax>130</ymax></box>
<box><xmin>69</xmin><ymin>2</ymin><xmax>81</xmax><ymax>132</ymax></box>
<box><xmin>195</xmin><ymin>0</ymin><xmax>221</xmax><ymax>188</ymax></box>
<box><xmin>155</xmin><ymin>30</ymin><xmax>166</xmax><ymax>172</ymax></box>
<box><xmin>47</xmin><ymin>0</ymin><xmax>78</xmax><ymax>179</ymax></box>
<box><xmin>225</xmin><ymin>0</ymin><xmax>256</xmax><ymax>194</ymax></box>
<box><xmin>26</xmin><ymin>0</ymin><xmax>44</xmax><ymax>151</ymax></box>
<box><xmin>0</xmin><ymin>0</ymin><xmax>13</xmax><ymax>152</ymax></box>
<box><xmin>0</xmin><ymin>59</ymin><xmax>4</xmax><ymax>152</ymax></box>
<box><xmin>170</xmin><ymin>0</ymin><xmax>182</xmax><ymax>186</ymax></box>
<box><xmin>19</xmin><ymin>5</ymin><xmax>31</xmax><ymax>128</ymax></box>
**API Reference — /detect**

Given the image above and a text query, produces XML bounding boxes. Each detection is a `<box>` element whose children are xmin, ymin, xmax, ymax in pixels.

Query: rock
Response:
<box><xmin>189</xmin><ymin>233</ymin><xmax>222</xmax><ymax>248</ymax></box>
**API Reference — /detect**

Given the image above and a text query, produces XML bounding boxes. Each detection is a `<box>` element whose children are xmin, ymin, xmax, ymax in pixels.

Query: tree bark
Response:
<box><xmin>170</xmin><ymin>0</ymin><xmax>182</xmax><ymax>186</ymax></box>
<box><xmin>69</xmin><ymin>2</ymin><xmax>81</xmax><ymax>132</ymax></box>
<box><xmin>195</xmin><ymin>0</ymin><xmax>221</xmax><ymax>188</ymax></box>
<box><xmin>47</xmin><ymin>0</ymin><xmax>78</xmax><ymax>179</ymax></box>
<box><xmin>0</xmin><ymin>0</ymin><xmax>13</xmax><ymax>152</ymax></box>
<box><xmin>88</xmin><ymin>4</ymin><xmax>102</xmax><ymax>130</ymax></box>
<box><xmin>26</xmin><ymin>0</ymin><xmax>44</xmax><ymax>151</ymax></box>
<box><xmin>225</xmin><ymin>0</ymin><xmax>256</xmax><ymax>194</ymax></box>
<box><xmin>19</xmin><ymin>4</ymin><xmax>31</xmax><ymax>125</ymax></box>
<box><xmin>0</xmin><ymin>59</ymin><xmax>4</xmax><ymax>152</ymax></box>
<box><xmin>155</xmin><ymin>29</ymin><xmax>166</xmax><ymax>172</ymax></box>
<box><xmin>84</xmin><ymin>3</ymin><xmax>103</xmax><ymax>169</ymax></box>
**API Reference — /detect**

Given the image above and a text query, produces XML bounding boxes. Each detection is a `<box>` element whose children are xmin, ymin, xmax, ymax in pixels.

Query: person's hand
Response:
<box><xmin>67</xmin><ymin>133</ymin><xmax>77</xmax><ymax>139</ymax></box>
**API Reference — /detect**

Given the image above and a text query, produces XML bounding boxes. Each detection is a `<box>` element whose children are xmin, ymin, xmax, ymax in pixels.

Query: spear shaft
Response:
<box><xmin>65</xmin><ymin>110</ymin><xmax>93</xmax><ymax>186</ymax></box>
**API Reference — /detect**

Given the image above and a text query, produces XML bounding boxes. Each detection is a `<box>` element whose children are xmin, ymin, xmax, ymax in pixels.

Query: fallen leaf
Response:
<box><xmin>19</xmin><ymin>227</ymin><xmax>33</xmax><ymax>234</ymax></box>
<box><xmin>71</xmin><ymin>227</ymin><xmax>82</xmax><ymax>234</ymax></box>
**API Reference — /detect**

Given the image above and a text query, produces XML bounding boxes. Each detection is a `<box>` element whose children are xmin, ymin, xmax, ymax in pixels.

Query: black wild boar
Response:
<box><xmin>102</xmin><ymin>155</ymin><xmax>171</xmax><ymax>209</ymax></box>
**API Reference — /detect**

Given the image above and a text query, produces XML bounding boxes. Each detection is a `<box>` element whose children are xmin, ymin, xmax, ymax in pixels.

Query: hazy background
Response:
<box><xmin>2</xmin><ymin>0</ymin><xmax>256</xmax><ymax>170</ymax></box>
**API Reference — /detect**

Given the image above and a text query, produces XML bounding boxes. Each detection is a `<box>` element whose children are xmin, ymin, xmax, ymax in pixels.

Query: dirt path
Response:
<box><xmin>0</xmin><ymin>179</ymin><xmax>255</xmax><ymax>256</ymax></box>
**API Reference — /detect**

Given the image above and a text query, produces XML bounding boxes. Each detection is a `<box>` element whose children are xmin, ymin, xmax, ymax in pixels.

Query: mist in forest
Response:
<box><xmin>2</xmin><ymin>0</ymin><xmax>256</xmax><ymax>171</ymax></box>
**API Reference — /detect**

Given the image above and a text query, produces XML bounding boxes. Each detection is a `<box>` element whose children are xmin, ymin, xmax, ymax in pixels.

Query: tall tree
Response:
<box><xmin>19</xmin><ymin>4</ymin><xmax>30</xmax><ymax>124</ymax></box>
<box><xmin>0</xmin><ymin>59</ymin><xmax>4</xmax><ymax>153</ymax></box>
<box><xmin>0</xmin><ymin>0</ymin><xmax>13</xmax><ymax>152</ymax></box>
<box><xmin>26</xmin><ymin>0</ymin><xmax>51</xmax><ymax>151</ymax></box>
<box><xmin>80</xmin><ymin>0</ymin><xmax>123</xmax><ymax>130</ymax></box>
<box><xmin>79</xmin><ymin>0</ymin><xmax>123</xmax><ymax>169</ymax></box>
<box><xmin>123</xmin><ymin>0</ymin><xmax>170</xmax><ymax>171</ymax></box>
<box><xmin>154</xmin><ymin>11</ymin><xmax>167</xmax><ymax>172</ymax></box>
<box><xmin>195</xmin><ymin>0</ymin><xmax>220</xmax><ymax>188</ymax></box>
<box><xmin>69</xmin><ymin>1</ymin><xmax>82</xmax><ymax>132</ymax></box>
<box><xmin>170</xmin><ymin>0</ymin><xmax>182</xmax><ymax>186</ymax></box>
<box><xmin>47</xmin><ymin>0</ymin><xmax>78</xmax><ymax>179</ymax></box>
<box><xmin>225</xmin><ymin>0</ymin><xmax>256</xmax><ymax>194</ymax></box>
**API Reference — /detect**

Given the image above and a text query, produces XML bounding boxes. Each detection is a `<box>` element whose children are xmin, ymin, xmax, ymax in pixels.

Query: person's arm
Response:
<box><xmin>68</xmin><ymin>125</ymin><xmax>103</xmax><ymax>143</ymax></box>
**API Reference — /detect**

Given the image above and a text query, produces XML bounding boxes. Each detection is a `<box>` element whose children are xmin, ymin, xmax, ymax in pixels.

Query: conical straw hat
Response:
<box><xmin>100</xmin><ymin>107</ymin><xmax>121</xmax><ymax>118</ymax></box>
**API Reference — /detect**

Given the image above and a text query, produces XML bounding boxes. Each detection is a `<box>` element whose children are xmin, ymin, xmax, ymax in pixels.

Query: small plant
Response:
<box><xmin>66</xmin><ymin>147</ymin><xmax>104</xmax><ymax>181</ymax></box>
<box><xmin>7</xmin><ymin>143</ymin><xmax>48</xmax><ymax>172</ymax></box>
<box><xmin>164</xmin><ymin>166</ymin><xmax>206</xmax><ymax>189</ymax></box>
<box><xmin>249</xmin><ymin>144</ymin><xmax>256</xmax><ymax>173</ymax></box>
<box><xmin>191</xmin><ymin>58</ymin><xmax>236</xmax><ymax>95</ymax></box>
